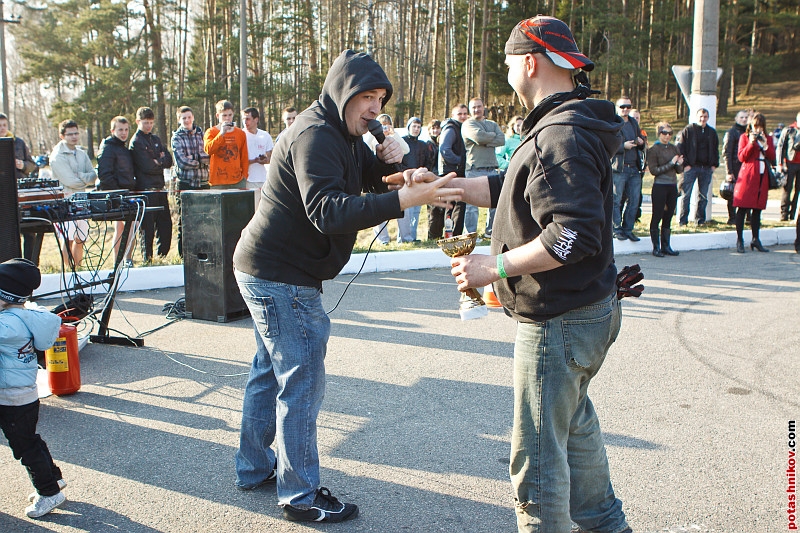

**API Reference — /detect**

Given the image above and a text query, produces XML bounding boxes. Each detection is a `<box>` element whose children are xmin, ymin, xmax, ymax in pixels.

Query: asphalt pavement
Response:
<box><xmin>2</xmin><ymin>244</ymin><xmax>799</xmax><ymax>533</ymax></box>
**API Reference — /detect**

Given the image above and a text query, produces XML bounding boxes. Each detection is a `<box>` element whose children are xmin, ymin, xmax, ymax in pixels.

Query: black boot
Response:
<box><xmin>651</xmin><ymin>229</ymin><xmax>664</xmax><ymax>257</ymax></box>
<box><xmin>736</xmin><ymin>237</ymin><xmax>745</xmax><ymax>253</ymax></box>
<box><xmin>750</xmin><ymin>239</ymin><xmax>769</xmax><ymax>252</ymax></box>
<box><xmin>661</xmin><ymin>226</ymin><xmax>679</xmax><ymax>256</ymax></box>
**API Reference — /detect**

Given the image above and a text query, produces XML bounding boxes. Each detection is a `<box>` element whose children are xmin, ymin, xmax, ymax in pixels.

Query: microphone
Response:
<box><xmin>368</xmin><ymin>119</ymin><xmax>386</xmax><ymax>143</ymax></box>
<box><xmin>368</xmin><ymin>119</ymin><xmax>402</xmax><ymax>173</ymax></box>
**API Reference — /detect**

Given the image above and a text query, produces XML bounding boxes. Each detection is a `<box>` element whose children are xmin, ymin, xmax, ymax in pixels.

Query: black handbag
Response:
<box><xmin>719</xmin><ymin>179</ymin><xmax>735</xmax><ymax>201</ymax></box>
<box><xmin>767</xmin><ymin>162</ymin><xmax>786</xmax><ymax>190</ymax></box>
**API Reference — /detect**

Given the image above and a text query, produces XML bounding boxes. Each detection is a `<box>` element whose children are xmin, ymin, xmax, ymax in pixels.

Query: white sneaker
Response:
<box><xmin>28</xmin><ymin>479</ymin><xmax>67</xmax><ymax>503</ymax></box>
<box><xmin>25</xmin><ymin>491</ymin><xmax>66</xmax><ymax>518</ymax></box>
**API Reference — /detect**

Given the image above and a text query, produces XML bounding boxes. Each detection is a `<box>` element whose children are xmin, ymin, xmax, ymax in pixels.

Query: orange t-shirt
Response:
<box><xmin>203</xmin><ymin>127</ymin><xmax>249</xmax><ymax>186</ymax></box>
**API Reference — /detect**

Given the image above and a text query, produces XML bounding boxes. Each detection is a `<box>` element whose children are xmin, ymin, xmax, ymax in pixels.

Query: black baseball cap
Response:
<box><xmin>0</xmin><ymin>258</ymin><xmax>41</xmax><ymax>304</ymax></box>
<box><xmin>504</xmin><ymin>16</ymin><xmax>595</xmax><ymax>72</ymax></box>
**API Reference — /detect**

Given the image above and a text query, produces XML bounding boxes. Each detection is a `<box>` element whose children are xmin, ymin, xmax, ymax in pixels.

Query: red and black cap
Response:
<box><xmin>504</xmin><ymin>16</ymin><xmax>594</xmax><ymax>72</ymax></box>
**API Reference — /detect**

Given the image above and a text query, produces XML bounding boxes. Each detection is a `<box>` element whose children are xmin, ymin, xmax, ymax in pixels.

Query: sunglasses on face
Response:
<box><xmin>659</xmin><ymin>130</ymin><xmax>673</xmax><ymax>135</ymax></box>
<box><xmin>618</xmin><ymin>105</ymin><xmax>632</xmax><ymax>109</ymax></box>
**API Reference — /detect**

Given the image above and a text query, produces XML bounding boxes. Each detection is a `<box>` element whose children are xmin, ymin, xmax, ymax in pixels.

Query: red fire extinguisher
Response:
<box><xmin>45</xmin><ymin>323</ymin><xmax>81</xmax><ymax>396</ymax></box>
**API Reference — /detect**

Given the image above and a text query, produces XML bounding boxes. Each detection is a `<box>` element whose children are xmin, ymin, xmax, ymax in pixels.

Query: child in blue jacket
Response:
<box><xmin>0</xmin><ymin>258</ymin><xmax>67</xmax><ymax>518</ymax></box>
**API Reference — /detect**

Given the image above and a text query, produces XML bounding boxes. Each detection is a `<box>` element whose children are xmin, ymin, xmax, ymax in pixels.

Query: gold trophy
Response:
<box><xmin>437</xmin><ymin>232</ymin><xmax>489</xmax><ymax>320</ymax></box>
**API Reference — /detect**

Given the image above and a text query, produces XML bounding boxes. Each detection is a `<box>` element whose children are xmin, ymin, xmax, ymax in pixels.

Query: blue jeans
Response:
<box><xmin>612</xmin><ymin>168</ymin><xmax>642</xmax><ymax>234</ymax></box>
<box><xmin>679</xmin><ymin>166</ymin><xmax>713</xmax><ymax>225</ymax></box>
<box><xmin>465</xmin><ymin>168</ymin><xmax>494</xmax><ymax>234</ymax></box>
<box><xmin>234</xmin><ymin>270</ymin><xmax>330</xmax><ymax>508</ymax></box>
<box><xmin>373</xmin><ymin>222</ymin><xmax>390</xmax><ymax>244</ymax></box>
<box><xmin>397</xmin><ymin>205</ymin><xmax>421</xmax><ymax>242</ymax></box>
<box><xmin>511</xmin><ymin>292</ymin><xmax>629</xmax><ymax>533</ymax></box>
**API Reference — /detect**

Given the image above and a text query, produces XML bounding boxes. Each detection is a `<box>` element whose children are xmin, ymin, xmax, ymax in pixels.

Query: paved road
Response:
<box><xmin>2</xmin><ymin>245</ymin><xmax>798</xmax><ymax>532</ymax></box>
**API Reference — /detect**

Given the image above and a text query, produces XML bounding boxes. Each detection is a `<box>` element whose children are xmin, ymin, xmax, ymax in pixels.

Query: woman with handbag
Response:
<box><xmin>734</xmin><ymin>112</ymin><xmax>775</xmax><ymax>253</ymax></box>
<box><xmin>646</xmin><ymin>122</ymin><xmax>683</xmax><ymax>257</ymax></box>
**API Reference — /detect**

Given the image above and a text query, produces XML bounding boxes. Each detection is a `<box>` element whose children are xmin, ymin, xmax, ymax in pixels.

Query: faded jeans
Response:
<box><xmin>234</xmin><ymin>270</ymin><xmax>330</xmax><ymax>508</ymax></box>
<box><xmin>511</xmin><ymin>291</ymin><xmax>629</xmax><ymax>533</ymax></box>
<box><xmin>464</xmin><ymin>168</ymin><xmax>495</xmax><ymax>234</ymax></box>
<box><xmin>612</xmin><ymin>168</ymin><xmax>642</xmax><ymax>234</ymax></box>
<box><xmin>397</xmin><ymin>205</ymin><xmax>421</xmax><ymax>242</ymax></box>
<box><xmin>679</xmin><ymin>166</ymin><xmax>713</xmax><ymax>225</ymax></box>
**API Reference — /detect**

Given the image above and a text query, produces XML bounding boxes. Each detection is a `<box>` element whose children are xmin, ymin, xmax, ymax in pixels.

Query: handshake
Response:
<box><xmin>382</xmin><ymin>168</ymin><xmax>463</xmax><ymax>211</ymax></box>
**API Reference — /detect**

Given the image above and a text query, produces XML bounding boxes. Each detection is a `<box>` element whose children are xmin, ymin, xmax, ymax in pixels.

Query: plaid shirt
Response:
<box><xmin>171</xmin><ymin>125</ymin><xmax>209</xmax><ymax>188</ymax></box>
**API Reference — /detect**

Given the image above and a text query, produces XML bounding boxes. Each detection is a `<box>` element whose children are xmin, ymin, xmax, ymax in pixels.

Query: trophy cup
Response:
<box><xmin>437</xmin><ymin>232</ymin><xmax>489</xmax><ymax>320</ymax></box>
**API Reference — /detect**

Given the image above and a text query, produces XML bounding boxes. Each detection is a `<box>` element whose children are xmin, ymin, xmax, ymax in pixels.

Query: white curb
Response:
<box><xmin>34</xmin><ymin>228</ymin><xmax>797</xmax><ymax>297</ymax></box>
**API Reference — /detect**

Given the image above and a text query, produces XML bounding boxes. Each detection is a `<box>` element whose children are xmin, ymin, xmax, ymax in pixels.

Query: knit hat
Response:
<box><xmin>0</xmin><ymin>258</ymin><xmax>41</xmax><ymax>304</ymax></box>
<box><xmin>504</xmin><ymin>16</ymin><xmax>594</xmax><ymax>72</ymax></box>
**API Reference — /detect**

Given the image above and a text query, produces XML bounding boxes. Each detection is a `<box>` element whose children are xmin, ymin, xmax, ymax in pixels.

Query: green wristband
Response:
<box><xmin>497</xmin><ymin>254</ymin><xmax>508</xmax><ymax>279</ymax></box>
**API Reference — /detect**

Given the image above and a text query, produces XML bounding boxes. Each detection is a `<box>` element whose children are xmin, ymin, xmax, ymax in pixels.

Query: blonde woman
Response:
<box><xmin>646</xmin><ymin>122</ymin><xmax>683</xmax><ymax>256</ymax></box>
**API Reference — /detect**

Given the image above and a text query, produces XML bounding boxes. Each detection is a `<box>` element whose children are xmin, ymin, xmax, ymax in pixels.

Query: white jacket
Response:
<box><xmin>49</xmin><ymin>140</ymin><xmax>97</xmax><ymax>197</ymax></box>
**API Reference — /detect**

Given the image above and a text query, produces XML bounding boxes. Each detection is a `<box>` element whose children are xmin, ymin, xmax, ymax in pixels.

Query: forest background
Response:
<box><xmin>4</xmin><ymin>0</ymin><xmax>800</xmax><ymax>157</ymax></box>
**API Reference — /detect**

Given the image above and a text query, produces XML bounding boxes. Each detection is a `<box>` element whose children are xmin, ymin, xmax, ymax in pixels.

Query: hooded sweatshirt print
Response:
<box><xmin>490</xmin><ymin>95</ymin><xmax>623</xmax><ymax>322</ymax></box>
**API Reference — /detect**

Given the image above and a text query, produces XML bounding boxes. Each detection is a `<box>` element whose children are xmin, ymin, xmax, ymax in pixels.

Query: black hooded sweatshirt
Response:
<box><xmin>233</xmin><ymin>50</ymin><xmax>401</xmax><ymax>288</ymax></box>
<box><xmin>489</xmin><ymin>93</ymin><xmax>623</xmax><ymax>322</ymax></box>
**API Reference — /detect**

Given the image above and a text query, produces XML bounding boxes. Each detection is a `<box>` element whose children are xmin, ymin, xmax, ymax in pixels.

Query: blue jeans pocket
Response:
<box><xmin>253</xmin><ymin>296</ymin><xmax>279</xmax><ymax>338</ymax></box>
<box><xmin>561</xmin><ymin>309</ymin><xmax>614</xmax><ymax>369</ymax></box>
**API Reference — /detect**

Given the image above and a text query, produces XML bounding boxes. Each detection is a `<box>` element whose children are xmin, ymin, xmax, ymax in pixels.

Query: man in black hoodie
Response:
<box><xmin>232</xmin><ymin>50</ymin><xmax>460</xmax><ymax>524</ymax></box>
<box><xmin>398</xmin><ymin>16</ymin><xmax>632</xmax><ymax>533</ymax></box>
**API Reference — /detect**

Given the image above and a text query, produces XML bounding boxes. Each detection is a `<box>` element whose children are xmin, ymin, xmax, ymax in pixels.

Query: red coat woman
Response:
<box><xmin>734</xmin><ymin>128</ymin><xmax>775</xmax><ymax>210</ymax></box>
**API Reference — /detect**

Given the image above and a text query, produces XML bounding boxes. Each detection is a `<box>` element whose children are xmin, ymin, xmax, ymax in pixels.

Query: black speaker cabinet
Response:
<box><xmin>182</xmin><ymin>190</ymin><xmax>255</xmax><ymax>322</ymax></box>
<box><xmin>0</xmin><ymin>137</ymin><xmax>21</xmax><ymax>262</ymax></box>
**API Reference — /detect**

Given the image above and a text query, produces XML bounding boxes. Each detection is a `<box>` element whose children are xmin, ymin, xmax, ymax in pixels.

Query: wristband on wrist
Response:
<box><xmin>497</xmin><ymin>254</ymin><xmax>508</xmax><ymax>279</ymax></box>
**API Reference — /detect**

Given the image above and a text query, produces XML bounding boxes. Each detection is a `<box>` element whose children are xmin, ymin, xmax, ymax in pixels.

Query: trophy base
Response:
<box><xmin>459</xmin><ymin>302</ymin><xmax>489</xmax><ymax>321</ymax></box>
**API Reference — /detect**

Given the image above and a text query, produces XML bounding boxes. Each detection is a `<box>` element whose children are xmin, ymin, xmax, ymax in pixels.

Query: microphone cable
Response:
<box><xmin>324</xmin><ymin>119</ymin><xmax>402</xmax><ymax>315</ymax></box>
<box><xmin>324</xmin><ymin>219</ymin><xmax>388</xmax><ymax>315</ymax></box>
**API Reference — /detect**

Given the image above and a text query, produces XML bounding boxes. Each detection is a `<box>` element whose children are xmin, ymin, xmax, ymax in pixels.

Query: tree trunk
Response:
<box><xmin>477</xmin><ymin>0</ymin><xmax>489</xmax><ymax>104</ymax></box>
<box><xmin>744</xmin><ymin>0</ymin><xmax>758</xmax><ymax>97</ymax></box>
<box><xmin>464</xmin><ymin>0</ymin><xmax>475</xmax><ymax>102</ymax></box>
<box><xmin>429</xmin><ymin>0</ymin><xmax>440</xmax><ymax>119</ymax></box>
<box><xmin>444</xmin><ymin>0</ymin><xmax>452</xmax><ymax>113</ymax></box>
<box><xmin>142</xmin><ymin>0</ymin><xmax>167</xmax><ymax>139</ymax></box>
<box><xmin>645</xmin><ymin>0</ymin><xmax>654</xmax><ymax>108</ymax></box>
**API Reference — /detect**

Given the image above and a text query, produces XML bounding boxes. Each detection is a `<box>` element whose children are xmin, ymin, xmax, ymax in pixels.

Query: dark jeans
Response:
<box><xmin>0</xmin><ymin>400</ymin><xmax>62</xmax><ymax>497</ymax></box>
<box><xmin>139</xmin><ymin>191</ymin><xmax>172</xmax><ymax>261</ymax></box>
<box><xmin>176</xmin><ymin>182</ymin><xmax>210</xmax><ymax>257</ymax></box>
<box><xmin>781</xmin><ymin>163</ymin><xmax>800</xmax><ymax>220</ymax></box>
<box><xmin>427</xmin><ymin>205</ymin><xmax>446</xmax><ymax>240</ymax></box>
<box><xmin>679</xmin><ymin>166</ymin><xmax>713</xmax><ymax>225</ymax></box>
<box><xmin>446</xmin><ymin>201</ymin><xmax>466</xmax><ymax>237</ymax></box>
<box><xmin>650</xmin><ymin>184</ymin><xmax>678</xmax><ymax>233</ymax></box>
<box><xmin>22</xmin><ymin>232</ymin><xmax>44</xmax><ymax>265</ymax></box>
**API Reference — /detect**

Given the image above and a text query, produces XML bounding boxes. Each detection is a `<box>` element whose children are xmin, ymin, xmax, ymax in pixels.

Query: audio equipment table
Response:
<box><xmin>20</xmin><ymin>193</ymin><xmax>155</xmax><ymax>347</ymax></box>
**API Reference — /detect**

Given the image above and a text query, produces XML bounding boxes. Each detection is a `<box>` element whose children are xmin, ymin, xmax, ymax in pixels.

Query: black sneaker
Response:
<box><xmin>614</xmin><ymin>232</ymin><xmax>628</xmax><ymax>241</ymax></box>
<box><xmin>625</xmin><ymin>232</ymin><xmax>640</xmax><ymax>242</ymax></box>
<box><xmin>282</xmin><ymin>487</ymin><xmax>359</xmax><ymax>523</ymax></box>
